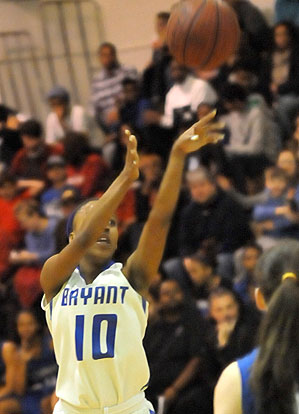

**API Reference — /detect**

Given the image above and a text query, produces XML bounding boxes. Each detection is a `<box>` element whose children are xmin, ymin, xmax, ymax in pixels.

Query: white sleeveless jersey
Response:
<box><xmin>42</xmin><ymin>263</ymin><xmax>150</xmax><ymax>409</ymax></box>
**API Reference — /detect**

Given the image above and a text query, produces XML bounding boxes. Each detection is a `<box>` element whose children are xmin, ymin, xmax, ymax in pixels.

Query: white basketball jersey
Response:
<box><xmin>42</xmin><ymin>263</ymin><xmax>150</xmax><ymax>409</ymax></box>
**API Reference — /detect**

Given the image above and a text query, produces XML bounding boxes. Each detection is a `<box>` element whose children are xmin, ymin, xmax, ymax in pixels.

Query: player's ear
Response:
<box><xmin>69</xmin><ymin>232</ymin><xmax>75</xmax><ymax>243</ymax></box>
<box><xmin>255</xmin><ymin>288</ymin><xmax>267</xmax><ymax>311</ymax></box>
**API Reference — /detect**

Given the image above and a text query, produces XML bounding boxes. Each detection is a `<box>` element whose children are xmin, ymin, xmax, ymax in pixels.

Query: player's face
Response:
<box><xmin>210</xmin><ymin>294</ymin><xmax>239</xmax><ymax>324</ymax></box>
<box><xmin>17</xmin><ymin>312</ymin><xmax>39</xmax><ymax>341</ymax></box>
<box><xmin>72</xmin><ymin>201</ymin><xmax>118</xmax><ymax>262</ymax></box>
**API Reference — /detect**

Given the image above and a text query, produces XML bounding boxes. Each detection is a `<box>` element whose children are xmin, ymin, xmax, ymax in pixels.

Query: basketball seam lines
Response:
<box><xmin>182</xmin><ymin>0</ymin><xmax>207</xmax><ymax>64</ymax></box>
<box><xmin>199</xmin><ymin>0</ymin><xmax>220</xmax><ymax>69</ymax></box>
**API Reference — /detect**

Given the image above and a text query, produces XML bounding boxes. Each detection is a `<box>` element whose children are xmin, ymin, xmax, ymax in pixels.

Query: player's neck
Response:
<box><xmin>79</xmin><ymin>257</ymin><xmax>112</xmax><ymax>284</ymax></box>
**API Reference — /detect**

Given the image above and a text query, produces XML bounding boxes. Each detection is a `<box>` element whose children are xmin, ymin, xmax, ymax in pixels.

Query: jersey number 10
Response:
<box><xmin>75</xmin><ymin>314</ymin><xmax>117</xmax><ymax>361</ymax></box>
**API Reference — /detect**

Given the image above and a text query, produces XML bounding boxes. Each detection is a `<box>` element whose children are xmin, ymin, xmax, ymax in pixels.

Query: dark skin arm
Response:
<box><xmin>124</xmin><ymin>111</ymin><xmax>224</xmax><ymax>295</ymax></box>
<box><xmin>40</xmin><ymin>134</ymin><xmax>139</xmax><ymax>303</ymax></box>
<box><xmin>163</xmin><ymin>357</ymin><xmax>201</xmax><ymax>403</ymax></box>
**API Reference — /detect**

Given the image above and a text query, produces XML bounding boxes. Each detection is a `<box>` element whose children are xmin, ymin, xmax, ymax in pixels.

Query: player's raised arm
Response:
<box><xmin>124</xmin><ymin>110</ymin><xmax>224</xmax><ymax>293</ymax></box>
<box><xmin>40</xmin><ymin>134</ymin><xmax>139</xmax><ymax>302</ymax></box>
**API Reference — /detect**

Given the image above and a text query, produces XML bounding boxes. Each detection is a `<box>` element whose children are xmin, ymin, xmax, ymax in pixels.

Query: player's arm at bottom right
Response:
<box><xmin>214</xmin><ymin>362</ymin><xmax>242</xmax><ymax>414</ymax></box>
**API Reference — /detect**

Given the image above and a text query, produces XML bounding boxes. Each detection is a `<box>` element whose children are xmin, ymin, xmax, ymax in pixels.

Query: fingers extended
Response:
<box><xmin>196</xmin><ymin>109</ymin><xmax>217</xmax><ymax>127</ymax></box>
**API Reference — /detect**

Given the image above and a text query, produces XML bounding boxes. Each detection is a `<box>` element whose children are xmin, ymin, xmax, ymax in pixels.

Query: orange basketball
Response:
<box><xmin>166</xmin><ymin>0</ymin><xmax>240</xmax><ymax>70</ymax></box>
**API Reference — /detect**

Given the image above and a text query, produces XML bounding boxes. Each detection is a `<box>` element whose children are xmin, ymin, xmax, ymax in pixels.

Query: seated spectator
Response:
<box><xmin>276</xmin><ymin>149</ymin><xmax>299</xmax><ymax>187</ymax></box>
<box><xmin>0</xmin><ymin>173</ymin><xmax>29</xmax><ymax>278</ymax></box>
<box><xmin>208</xmin><ymin>287</ymin><xmax>260</xmax><ymax>372</ymax></box>
<box><xmin>275</xmin><ymin>0</ymin><xmax>299</xmax><ymax>26</ymax></box>
<box><xmin>220</xmin><ymin>83</ymin><xmax>281</xmax><ymax>192</ymax></box>
<box><xmin>40</xmin><ymin>155</ymin><xmax>78</xmax><ymax>219</ymax></box>
<box><xmin>287</xmin><ymin>110</ymin><xmax>299</xmax><ymax>157</ymax></box>
<box><xmin>54</xmin><ymin>188</ymin><xmax>81</xmax><ymax>253</ymax></box>
<box><xmin>11</xmin><ymin>120</ymin><xmax>62</xmax><ymax>196</ymax></box>
<box><xmin>0</xmin><ymin>341</ymin><xmax>19</xmax><ymax>409</ymax></box>
<box><xmin>11</xmin><ymin>200</ymin><xmax>57</xmax><ymax>308</ymax></box>
<box><xmin>234</xmin><ymin>243</ymin><xmax>263</xmax><ymax>305</ymax></box>
<box><xmin>0</xmin><ymin>310</ymin><xmax>57</xmax><ymax>414</ymax></box>
<box><xmin>182</xmin><ymin>249</ymin><xmax>232</xmax><ymax>315</ymax></box>
<box><xmin>142</xmin><ymin>12</ymin><xmax>172</xmax><ymax>108</ymax></box>
<box><xmin>252</xmin><ymin>167</ymin><xmax>299</xmax><ymax>250</ymax></box>
<box><xmin>90</xmin><ymin>42</ymin><xmax>138</xmax><ymax>135</ymax></box>
<box><xmin>168</xmin><ymin>168</ymin><xmax>251</xmax><ymax>278</ymax></box>
<box><xmin>144</xmin><ymin>279</ymin><xmax>213</xmax><ymax>414</ymax></box>
<box><xmin>186</xmin><ymin>102</ymin><xmax>228</xmax><ymax>176</ymax></box>
<box><xmin>63</xmin><ymin>131</ymin><xmax>110</xmax><ymax>197</ymax></box>
<box><xmin>0</xmin><ymin>105</ymin><xmax>22</xmax><ymax>171</ymax></box>
<box><xmin>144</xmin><ymin>59</ymin><xmax>217</xmax><ymax>131</ymax></box>
<box><xmin>260</xmin><ymin>21</ymin><xmax>299</xmax><ymax>138</ymax></box>
<box><xmin>45</xmin><ymin>86</ymin><xmax>91</xmax><ymax>145</ymax></box>
<box><xmin>118</xmin><ymin>77</ymin><xmax>151</xmax><ymax>134</ymax></box>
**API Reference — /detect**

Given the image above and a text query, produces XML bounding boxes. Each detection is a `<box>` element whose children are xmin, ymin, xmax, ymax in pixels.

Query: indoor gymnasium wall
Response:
<box><xmin>0</xmin><ymin>0</ymin><xmax>274</xmax><ymax>119</ymax></box>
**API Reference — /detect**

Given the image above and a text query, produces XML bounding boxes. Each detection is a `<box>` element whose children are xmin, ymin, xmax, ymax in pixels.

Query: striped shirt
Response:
<box><xmin>90</xmin><ymin>64</ymin><xmax>137</xmax><ymax>129</ymax></box>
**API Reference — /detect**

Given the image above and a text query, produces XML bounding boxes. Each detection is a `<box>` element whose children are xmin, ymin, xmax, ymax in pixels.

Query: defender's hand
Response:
<box><xmin>123</xmin><ymin>129</ymin><xmax>139</xmax><ymax>182</ymax></box>
<box><xmin>173</xmin><ymin>110</ymin><xmax>225</xmax><ymax>155</ymax></box>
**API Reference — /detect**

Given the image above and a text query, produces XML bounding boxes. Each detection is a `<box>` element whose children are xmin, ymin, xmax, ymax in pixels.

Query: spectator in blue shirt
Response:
<box><xmin>252</xmin><ymin>167</ymin><xmax>299</xmax><ymax>249</ymax></box>
<box><xmin>10</xmin><ymin>199</ymin><xmax>57</xmax><ymax>308</ymax></box>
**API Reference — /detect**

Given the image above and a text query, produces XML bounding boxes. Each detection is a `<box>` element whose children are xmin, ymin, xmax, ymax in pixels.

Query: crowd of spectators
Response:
<box><xmin>1</xmin><ymin>1</ymin><xmax>299</xmax><ymax>413</ymax></box>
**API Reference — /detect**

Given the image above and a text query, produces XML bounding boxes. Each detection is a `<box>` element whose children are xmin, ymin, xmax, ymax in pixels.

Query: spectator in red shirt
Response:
<box><xmin>0</xmin><ymin>173</ymin><xmax>29</xmax><ymax>277</ymax></box>
<box><xmin>11</xmin><ymin>120</ymin><xmax>62</xmax><ymax>196</ymax></box>
<box><xmin>63</xmin><ymin>131</ymin><xmax>110</xmax><ymax>197</ymax></box>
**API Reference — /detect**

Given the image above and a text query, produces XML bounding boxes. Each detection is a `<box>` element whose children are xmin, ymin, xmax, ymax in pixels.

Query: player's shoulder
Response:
<box><xmin>214</xmin><ymin>362</ymin><xmax>242</xmax><ymax>414</ymax></box>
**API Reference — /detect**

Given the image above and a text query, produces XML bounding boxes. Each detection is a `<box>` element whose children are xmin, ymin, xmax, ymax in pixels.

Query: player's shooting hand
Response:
<box><xmin>173</xmin><ymin>109</ymin><xmax>225</xmax><ymax>155</ymax></box>
<box><xmin>122</xmin><ymin>129</ymin><xmax>139</xmax><ymax>182</ymax></box>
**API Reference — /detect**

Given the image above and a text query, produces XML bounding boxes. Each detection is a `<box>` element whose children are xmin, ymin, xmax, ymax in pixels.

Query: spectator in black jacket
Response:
<box><xmin>207</xmin><ymin>287</ymin><xmax>260</xmax><ymax>373</ymax></box>
<box><xmin>179</xmin><ymin>168</ymin><xmax>251</xmax><ymax>278</ymax></box>
<box><xmin>144</xmin><ymin>279</ymin><xmax>214</xmax><ymax>414</ymax></box>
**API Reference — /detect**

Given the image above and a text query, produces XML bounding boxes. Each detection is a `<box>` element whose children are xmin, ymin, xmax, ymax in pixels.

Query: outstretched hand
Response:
<box><xmin>123</xmin><ymin>129</ymin><xmax>139</xmax><ymax>182</ymax></box>
<box><xmin>174</xmin><ymin>110</ymin><xmax>225</xmax><ymax>155</ymax></box>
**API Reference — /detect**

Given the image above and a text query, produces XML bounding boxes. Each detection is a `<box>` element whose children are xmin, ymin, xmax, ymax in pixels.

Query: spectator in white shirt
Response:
<box><xmin>144</xmin><ymin>59</ymin><xmax>217</xmax><ymax>130</ymax></box>
<box><xmin>46</xmin><ymin>86</ymin><xmax>103</xmax><ymax>149</ymax></box>
<box><xmin>46</xmin><ymin>86</ymin><xmax>87</xmax><ymax>144</ymax></box>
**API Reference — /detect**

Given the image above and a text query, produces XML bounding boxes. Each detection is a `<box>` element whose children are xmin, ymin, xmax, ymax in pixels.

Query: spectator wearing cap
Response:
<box><xmin>11</xmin><ymin>120</ymin><xmax>62</xmax><ymax>194</ymax></box>
<box><xmin>40</xmin><ymin>155</ymin><xmax>79</xmax><ymax>219</ymax></box>
<box><xmin>45</xmin><ymin>86</ymin><xmax>87</xmax><ymax>144</ymax></box>
<box><xmin>0</xmin><ymin>173</ymin><xmax>30</xmax><ymax>277</ymax></box>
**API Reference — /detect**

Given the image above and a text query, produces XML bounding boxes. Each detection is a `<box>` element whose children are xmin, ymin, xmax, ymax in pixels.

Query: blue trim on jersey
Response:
<box><xmin>77</xmin><ymin>261</ymin><xmax>115</xmax><ymax>281</ymax></box>
<box><xmin>237</xmin><ymin>348</ymin><xmax>258</xmax><ymax>414</ymax></box>
<box><xmin>50</xmin><ymin>300</ymin><xmax>53</xmax><ymax>320</ymax></box>
<box><xmin>142</xmin><ymin>297</ymin><xmax>147</xmax><ymax>313</ymax></box>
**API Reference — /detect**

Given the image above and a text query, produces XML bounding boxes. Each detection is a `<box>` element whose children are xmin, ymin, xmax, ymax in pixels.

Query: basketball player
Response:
<box><xmin>40</xmin><ymin>110</ymin><xmax>223</xmax><ymax>414</ymax></box>
<box><xmin>214</xmin><ymin>240</ymin><xmax>299</xmax><ymax>414</ymax></box>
